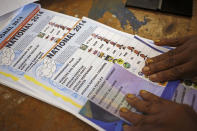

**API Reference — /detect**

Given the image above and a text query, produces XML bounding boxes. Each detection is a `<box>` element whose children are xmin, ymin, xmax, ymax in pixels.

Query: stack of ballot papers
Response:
<box><xmin>0</xmin><ymin>3</ymin><xmax>197</xmax><ymax>131</ymax></box>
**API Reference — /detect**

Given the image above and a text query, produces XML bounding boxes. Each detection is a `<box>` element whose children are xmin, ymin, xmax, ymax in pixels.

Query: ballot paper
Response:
<box><xmin>0</xmin><ymin>3</ymin><xmax>181</xmax><ymax>131</ymax></box>
<box><xmin>0</xmin><ymin>3</ymin><xmax>103</xmax><ymax>130</ymax></box>
<box><xmin>0</xmin><ymin>3</ymin><xmax>84</xmax><ymax>115</ymax></box>
<box><xmin>0</xmin><ymin>3</ymin><xmax>87</xmax><ymax>116</ymax></box>
<box><xmin>21</xmin><ymin>16</ymin><xmax>178</xmax><ymax>129</ymax></box>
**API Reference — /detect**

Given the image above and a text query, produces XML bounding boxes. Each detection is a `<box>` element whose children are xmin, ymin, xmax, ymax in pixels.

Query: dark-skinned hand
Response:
<box><xmin>119</xmin><ymin>90</ymin><xmax>197</xmax><ymax>131</ymax></box>
<box><xmin>142</xmin><ymin>35</ymin><xmax>197</xmax><ymax>82</ymax></box>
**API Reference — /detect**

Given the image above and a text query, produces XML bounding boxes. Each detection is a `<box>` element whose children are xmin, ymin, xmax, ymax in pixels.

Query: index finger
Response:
<box><xmin>139</xmin><ymin>90</ymin><xmax>169</xmax><ymax>104</ymax></box>
<box><xmin>125</xmin><ymin>94</ymin><xmax>156</xmax><ymax>114</ymax></box>
<box><xmin>148</xmin><ymin>62</ymin><xmax>196</xmax><ymax>82</ymax></box>
<box><xmin>145</xmin><ymin>45</ymin><xmax>186</xmax><ymax>66</ymax></box>
<box><xmin>155</xmin><ymin>36</ymin><xmax>190</xmax><ymax>47</ymax></box>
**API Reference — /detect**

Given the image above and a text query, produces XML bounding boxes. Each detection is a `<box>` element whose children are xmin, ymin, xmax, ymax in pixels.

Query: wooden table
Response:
<box><xmin>0</xmin><ymin>0</ymin><xmax>197</xmax><ymax>130</ymax></box>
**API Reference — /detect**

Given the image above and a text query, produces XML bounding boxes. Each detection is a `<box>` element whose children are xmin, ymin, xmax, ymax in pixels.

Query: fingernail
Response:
<box><xmin>155</xmin><ymin>40</ymin><xmax>160</xmax><ymax>43</ymax></box>
<box><xmin>149</xmin><ymin>74</ymin><xmax>157</xmax><ymax>80</ymax></box>
<box><xmin>158</xmin><ymin>82</ymin><xmax>167</xmax><ymax>86</ymax></box>
<box><xmin>145</xmin><ymin>59</ymin><xmax>154</xmax><ymax>65</ymax></box>
<box><xmin>145</xmin><ymin>75</ymin><xmax>149</xmax><ymax>78</ymax></box>
<box><xmin>140</xmin><ymin>90</ymin><xmax>148</xmax><ymax>94</ymax></box>
<box><xmin>123</xmin><ymin>125</ymin><xmax>130</xmax><ymax>131</ymax></box>
<box><xmin>143</xmin><ymin>66</ymin><xmax>150</xmax><ymax>72</ymax></box>
<box><xmin>126</xmin><ymin>94</ymin><xmax>135</xmax><ymax>99</ymax></box>
<box><xmin>120</xmin><ymin>107</ymin><xmax>129</xmax><ymax>113</ymax></box>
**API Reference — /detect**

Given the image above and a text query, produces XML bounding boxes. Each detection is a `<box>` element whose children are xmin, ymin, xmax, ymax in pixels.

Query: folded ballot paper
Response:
<box><xmin>0</xmin><ymin>3</ymin><xmax>191</xmax><ymax>131</ymax></box>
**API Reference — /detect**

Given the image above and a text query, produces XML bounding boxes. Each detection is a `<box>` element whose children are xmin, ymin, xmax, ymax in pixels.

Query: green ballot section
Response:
<box><xmin>0</xmin><ymin>3</ymin><xmax>196</xmax><ymax>131</ymax></box>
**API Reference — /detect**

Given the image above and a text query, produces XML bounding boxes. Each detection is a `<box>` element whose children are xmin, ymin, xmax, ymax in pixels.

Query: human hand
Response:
<box><xmin>142</xmin><ymin>35</ymin><xmax>197</xmax><ymax>82</ymax></box>
<box><xmin>119</xmin><ymin>90</ymin><xmax>197</xmax><ymax>131</ymax></box>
